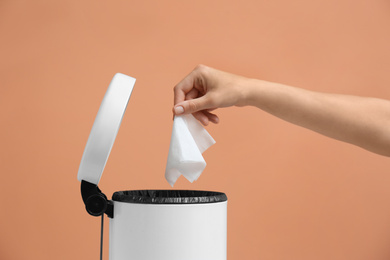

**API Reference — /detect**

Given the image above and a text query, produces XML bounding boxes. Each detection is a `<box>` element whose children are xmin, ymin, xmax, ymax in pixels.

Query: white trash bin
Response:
<box><xmin>110</xmin><ymin>190</ymin><xmax>227</xmax><ymax>260</ymax></box>
<box><xmin>77</xmin><ymin>73</ymin><xmax>228</xmax><ymax>260</ymax></box>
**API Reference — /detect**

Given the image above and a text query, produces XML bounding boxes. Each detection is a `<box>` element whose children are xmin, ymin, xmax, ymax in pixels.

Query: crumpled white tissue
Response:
<box><xmin>165</xmin><ymin>114</ymin><xmax>216</xmax><ymax>187</ymax></box>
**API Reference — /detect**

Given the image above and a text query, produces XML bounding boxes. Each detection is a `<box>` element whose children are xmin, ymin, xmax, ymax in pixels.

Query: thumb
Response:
<box><xmin>173</xmin><ymin>96</ymin><xmax>210</xmax><ymax>115</ymax></box>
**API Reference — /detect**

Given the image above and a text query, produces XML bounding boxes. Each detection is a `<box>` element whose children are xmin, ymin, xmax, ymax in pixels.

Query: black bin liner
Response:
<box><xmin>112</xmin><ymin>190</ymin><xmax>227</xmax><ymax>204</ymax></box>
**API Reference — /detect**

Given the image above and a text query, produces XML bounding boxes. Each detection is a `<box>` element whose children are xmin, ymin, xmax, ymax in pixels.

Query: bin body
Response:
<box><xmin>109</xmin><ymin>190</ymin><xmax>227</xmax><ymax>260</ymax></box>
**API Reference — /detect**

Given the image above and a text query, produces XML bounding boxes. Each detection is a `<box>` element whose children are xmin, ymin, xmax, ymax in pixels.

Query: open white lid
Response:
<box><xmin>77</xmin><ymin>73</ymin><xmax>136</xmax><ymax>185</ymax></box>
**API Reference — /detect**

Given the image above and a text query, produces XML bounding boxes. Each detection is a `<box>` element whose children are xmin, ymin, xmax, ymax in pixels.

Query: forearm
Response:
<box><xmin>244</xmin><ymin>79</ymin><xmax>390</xmax><ymax>156</ymax></box>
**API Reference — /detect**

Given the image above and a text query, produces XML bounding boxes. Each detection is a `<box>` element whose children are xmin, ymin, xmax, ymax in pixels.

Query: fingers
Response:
<box><xmin>192</xmin><ymin>111</ymin><xmax>210</xmax><ymax>126</ymax></box>
<box><xmin>173</xmin><ymin>94</ymin><xmax>219</xmax><ymax>125</ymax></box>
<box><xmin>185</xmin><ymin>88</ymin><xmax>199</xmax><ymax>101</ymax></box>
<box><xmin>173</xmin><ymin>68</ymin><xmax>202</xmax><ymax>105</ymax></box>
<box><xmin>192</xmin><ymin>111</ymin><xmax>219</xmax><ymax>126</ymax></box>
<box><xmin>204</xmin><ymin>110</ymin><xmax>219</xmax><ymax>124</ymax></box>
<box><xmin>174</xmin><ymin>95</ymin><xmax>211</xmax><ymax>115</ymax></box>
<box><xmin>173</xmin><ymin>101</ymin><xmax>219</xmax><ymax>126</ymax></box>
<box><xmin>172</xmin><ymin>65</ymin><xmax>219</xmax><ymax>125</ymax></box>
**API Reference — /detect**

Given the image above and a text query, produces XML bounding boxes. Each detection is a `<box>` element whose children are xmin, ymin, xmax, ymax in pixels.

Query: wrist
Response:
<box><xmin>240</xmin><ymin>78</ymin><xmax>268</xmax><ymax>107</ymax></box>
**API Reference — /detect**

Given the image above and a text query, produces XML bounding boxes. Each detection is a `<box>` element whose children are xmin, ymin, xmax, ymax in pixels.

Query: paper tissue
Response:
<box><xmin>165</xmin><ymin>114</ymin><xmax>215</xmax><ymax>186</ymax></box>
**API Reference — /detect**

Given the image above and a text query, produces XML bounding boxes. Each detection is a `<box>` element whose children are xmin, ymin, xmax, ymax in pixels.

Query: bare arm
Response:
<box><xmin>173</xmin><ymin>65</ymin><xmax>390</xmax><ymax>156</ymax></box>
<box><xmin>244</xmin><ymin>79</ymin><xmax>390</xmax><ymax>156</ymax></box>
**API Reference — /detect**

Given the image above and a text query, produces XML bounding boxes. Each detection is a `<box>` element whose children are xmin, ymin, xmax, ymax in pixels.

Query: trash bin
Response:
<box><xmin>110</xmin><ymin>190</ymin><xmax>227</xmax><ymax>260</ymax></box>
<box><xmin>77</xmin><ymin>73</ymin><xmax>228</xmax><ymax>260</ymax></box>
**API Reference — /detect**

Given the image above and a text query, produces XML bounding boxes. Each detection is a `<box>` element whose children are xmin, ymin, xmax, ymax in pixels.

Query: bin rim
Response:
<box><xmin>112</xmin><ymin>189</ymin><xmax>228</xmax><ymax>204</ymax></box>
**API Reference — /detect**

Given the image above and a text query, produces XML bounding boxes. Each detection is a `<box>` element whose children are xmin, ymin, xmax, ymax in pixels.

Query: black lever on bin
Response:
<box><xmin>81</xmin><ymin>180</ymin><xmax>114</xmax><ymax>218</ymax></box>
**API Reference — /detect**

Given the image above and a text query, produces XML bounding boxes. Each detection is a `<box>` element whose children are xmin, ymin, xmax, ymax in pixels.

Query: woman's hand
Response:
<box><xmin>173</xmin><ymin>65</ymin><xmax>251</xmax><ymax>125</ymax></box>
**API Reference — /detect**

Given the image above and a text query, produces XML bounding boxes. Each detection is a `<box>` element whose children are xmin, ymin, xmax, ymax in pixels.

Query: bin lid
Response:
<box><xmin>77</xmin><ymin>73</ymin><xmax>136</xmax><ymax>185</ymax></box>
<box><xmin>112</xmin><ymin>190</ymin><xmax>228</xmax><ymax>204</ymax></box>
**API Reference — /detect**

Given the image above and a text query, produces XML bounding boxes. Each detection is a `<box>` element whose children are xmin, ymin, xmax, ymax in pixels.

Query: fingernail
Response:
<box><xmin>174</xmin><ymin>106</ymin><xmax>184</xmax><ymax>115</ymax></box>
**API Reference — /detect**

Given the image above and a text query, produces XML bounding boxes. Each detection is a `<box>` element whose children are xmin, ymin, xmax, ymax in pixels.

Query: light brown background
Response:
<box><xmin>1</xmin><ymin>0</ymin><xmax>389</xmax><ymax>259</ymax></box>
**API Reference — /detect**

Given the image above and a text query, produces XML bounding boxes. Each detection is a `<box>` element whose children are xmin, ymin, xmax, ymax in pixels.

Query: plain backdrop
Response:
<box><xmin>1</xmin><ymin>1</ymin><xmax>389</xmax><ymax>259</ymax></box>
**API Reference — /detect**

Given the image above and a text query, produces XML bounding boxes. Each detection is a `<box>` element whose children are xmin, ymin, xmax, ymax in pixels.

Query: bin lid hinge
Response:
<box><xmin>81</xmin><ymin>180</ymin><xmax>114</xmax><ymax>218</ymax></box>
